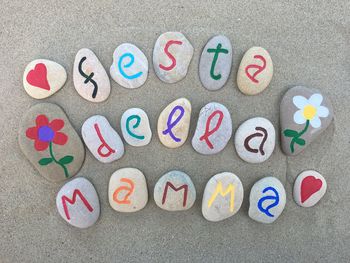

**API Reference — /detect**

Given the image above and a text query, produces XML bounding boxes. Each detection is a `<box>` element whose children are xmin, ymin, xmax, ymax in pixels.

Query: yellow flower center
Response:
<box><xmin>303</xmin><ymin>105</ymin><xmax>317</xmax><ymax>120</ymax></box>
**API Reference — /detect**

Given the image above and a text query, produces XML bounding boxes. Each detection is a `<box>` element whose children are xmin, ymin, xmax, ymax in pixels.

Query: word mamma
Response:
<box><xmin>56</xmin><ymin>170</ymin><xmax>286</xmax><ymax>228</ymax></box>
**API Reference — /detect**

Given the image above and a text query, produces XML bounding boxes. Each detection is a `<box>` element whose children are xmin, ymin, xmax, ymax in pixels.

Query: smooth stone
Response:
<box><xmin>248</xmin><ymin>176</ymin><xmax>286</xmax><ymax>224</ymax></box>
<box><xmin>237</xmin><ymin>47</ymin><xmax>273</xmax><ymax>95</ymax></box>
<box><xmin>199</xmin><ymin>35</ymin><xmax>233</xmax><ymax>91</ymax></box>
<box><xmin>157</xmin><ymin>98</ymin><xmax>191</xmax><ymax>148</ymax></box>
<box><xmin>202</xmin><ymin>172</ymin><xmax>243</xmax><ymax>222</ymax></box>
<box><xmin>56</xmin><ymin>177</ymin><xmax>100</xmax><ymax>228</ymax></box>
<box><xmin>73</xmin><ymin>48</ymin><xmax>111</xmax><ymax>102</ymax></box>
<box><xmin>192</xmin><ymin>102</ymin><xmax>232</xmax><ymax>155</ymax></box>
<box><xmin>120</xmin><ymin>108</ymin><xmax>152</xmax><ymax>147</ymax></box>
<box><xmin>23</xmin><ymin>59</ymin><xmax>67</xmax><ymax>99</ymax></box>
<box><xmin>154</xmin><ymin>170</ymin><xmax>196</xmax><ymax>211</ymax></box>
<box><xmin>109</xmin><ymin>168</ymin><xmax>148</xmax><ymax>212</ymax></box>
<box><xmin>153</xmin><ymin>32</ymin><xmax>194</xmax><ymax>83</ymax></box>
<box><xmin>18</xmin><ymin>103</ymin><xmax>85</xmax><ymax>182</ymax></box>
<box><xmin>280</xmin><ymin>86</ymin><xmax>334</xmax><ymax>156</ymax></box>
<box><xmin>110</xmin><ymin>43</ymin><xmax>148</xmax><ymax>89</ymax></box>
<box><xmin>81</xmin><ymin>115</ymin><xmax>124</xmax><ymax>163</ymax></box>
<box><xmin>234</xmin><ymin>117</ymin><xmax>275</xmax><ymax>163</ymax></box>
<box><xmin>293</xmin><ymin>170</ymin><xmax>327</xmax><ymax>207</ymax></box>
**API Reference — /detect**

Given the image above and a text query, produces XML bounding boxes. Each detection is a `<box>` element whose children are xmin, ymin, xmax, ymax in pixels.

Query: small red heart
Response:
<box><xmin>26</xmin><ymin>63</ymin><xmax>50</xmax><ymax>90</ymax></box>
<box><xmin>301</xmin><ymin>176</ymin><xmax>322</xmax><ymax>203</ymax></box>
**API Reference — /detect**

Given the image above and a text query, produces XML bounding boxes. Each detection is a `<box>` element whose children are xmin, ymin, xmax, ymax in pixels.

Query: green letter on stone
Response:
<box><xmin>207</xmin><ymin>43</ymin><xmax>229</xmax><ymax>80</ymax></box>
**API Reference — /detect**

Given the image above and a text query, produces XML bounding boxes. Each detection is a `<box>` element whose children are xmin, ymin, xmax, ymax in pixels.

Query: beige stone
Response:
<box><xmin>23</xmin><ymin>59</ymin><xmax>67</xmax><ymax>99</ymax></box>
<box><xmin>109</xmin><ymin>168</ymin><xmax>148</xmax><ymax>212</ymax></box>
<box><xmin>157</xmin><ymin>98</ymin><xmax>191</xmax><ymax>148</ymax></box>
<box><xmin>237</xmin><ymin>47</ymin><xmax>273</xmax><ymax>95</ymax></box>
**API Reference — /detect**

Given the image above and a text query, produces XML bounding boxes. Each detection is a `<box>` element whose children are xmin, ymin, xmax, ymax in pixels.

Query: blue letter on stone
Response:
<box><xmin>118</xmin><ymin>53</ymin><xmax>143</xmax><ymax>79</ymax></box>
<box><xmin>257</xmin><ymin>187</ymin><xmax>279</xmax><ymax>217</ymax></box>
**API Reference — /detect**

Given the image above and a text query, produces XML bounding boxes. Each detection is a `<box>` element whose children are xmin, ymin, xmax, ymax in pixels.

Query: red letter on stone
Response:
<box><xmin>61</xmin><ymin>189</ymin><xmax>94</xmax><ymax>220</ymax></box>
<box><xmin>94</xmin><ymin>123</ymin><xmax>116</xmax><ymax>157</ymax></box>
<box><xmin>199</xmin><ymin>110</ymin><xmax>224</xmax><ymax>149</ymax></box>
<box><xmin>162</xmin><ymin>181</ymin><xmax>188</xmax><ymax>207</ymax></box>
<box><xmin>159</xmin><ymin>40</ymin><xmax>183</xmax><ymax>71</ymax></box>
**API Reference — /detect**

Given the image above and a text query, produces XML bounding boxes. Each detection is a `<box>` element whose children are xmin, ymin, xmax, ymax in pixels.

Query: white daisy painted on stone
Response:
<box><xmin>292</xmin><ymin>94</ymin><xmax>329</xmax><ymax>128</ymax></box>
<box><xmin>283</xmin><ymin>93</ymin><xmax>329</xmax><ymax>153</ymax></box>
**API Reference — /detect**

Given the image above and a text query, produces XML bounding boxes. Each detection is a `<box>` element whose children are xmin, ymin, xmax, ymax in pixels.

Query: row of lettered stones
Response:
<box><xmin>19</xmin><ymin>85</ymin><xmax>333</xmax><ymax>183</ymax></box>
<box><xmin>57</xmin><ymin>169</ymin><xmax>327</xmax><ymax>228</ymax></box>
<box><xmin>23</xmin><ymin>33</ymin><xmax>273</xmax><ymax>102</ymax></box>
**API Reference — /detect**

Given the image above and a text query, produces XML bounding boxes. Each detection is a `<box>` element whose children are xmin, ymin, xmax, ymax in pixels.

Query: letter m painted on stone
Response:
<box><xmin>162</xmin><ymin>182</ymin><xmax>188</xmax><ymax>207</ymax></box>
<box><xmin>61</xmin><ymin>189</ymin><xmax>94</xmax><ymax>220</ymax></box>
<box><xmin>208</xmin><ymin>182</ymin><xmax>235</xmax><ymax>212</ymax></box>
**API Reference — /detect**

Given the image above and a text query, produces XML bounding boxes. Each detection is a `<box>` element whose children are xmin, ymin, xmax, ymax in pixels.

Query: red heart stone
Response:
<box><xmin>301</xmin><ymin>176</ymin><xmax>322</xmax><ymax>203</ymax></box>
<box><xmin>26</xmin><ymin>63</ymin><xmax>50</xmax><ymax>90</ymax></box>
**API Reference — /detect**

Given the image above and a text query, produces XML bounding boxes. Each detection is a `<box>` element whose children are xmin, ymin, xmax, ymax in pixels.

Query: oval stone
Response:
<box><xmin>153</xmin><ymin>32</ymin><xmax>194</xmax><ymax>83</ymax></box>
<box><xmin>199</xmin><ymin>35</ymin><xmax>233</xmax><ymax>91</ymax></box>
<box><xmin>73</xmin><ymin>48</ymin><xmax>111</xmax><ymax>102</ymax></box>
<box><xmin>18</xmin><ymin>103</ymin><xmax>85</xmax><ymax>182</ymax></box>
<box><xmin>109</xmin><ymin>168</ymin><xmax>148</xmax><ymax>212</ymax></box>
<box><xmin>237</xmin><ymin>47</ymin><xmax>273</xmax><ymax>95</ymax></box>
<box><xmin>56</xmin><ymin>177</ymin><xmax>100</xmax><ymax>228</ymax></box>
<box><xmin>23</xmin><ymin>59</ymin><xmax>67</xmax><ymax>99</ymax></box>
<box><xmin>202</xmin><ymin>172</ymin><xmax>244</xmax><ymax>222</ymax></box>
<box><xmin>120</xmin><ymin>108</ymin><xmax>152</xmax><ymax>147</ymax></box>
<box><xmin>192</xmin><ymin>102</ymin><xmax>232</xmax><ymax>155</ymax></box>
<box><xmin>154</xmin><ymin>170</ymin><xmax>196</xmax><ymax>211</ymax></box>
<box><xmin>248</xmin><ymin>176</ymin><xmax>286</xmax><ymax>224</ymax></box>
<box><xmin>293</xmin><ymin>170</ymin><xmax>327</xmax><ymax>207</ymax></box>
<box><xmin>81</xmin><ymin>115</ymin><xmax>124</xmax><ymax>163</ymax></box>
<box><xmin>234</xmin><ymin>117</ymin><xmax>275</xmax><ymax>163</ymax></box>
<box><xmin>110</xmin><ymin>43</ymin><xmax>148</xmax><ymax>89</ymax></box>
<box><xmin>280</xmin><ymin>86</ymin><xmax>334</xmax><ymax>156</ymax></box>
<box><xmin>157</xmin><ymin>98</ymin><xmax>191</xmax><ymax>148</ymax></box>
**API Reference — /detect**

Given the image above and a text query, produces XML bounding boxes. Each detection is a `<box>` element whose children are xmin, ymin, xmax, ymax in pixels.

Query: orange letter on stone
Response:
<box><xmin>113</xmin><ymin>178</ymin><xmax>135</xmax><ymax>204</ymax></box>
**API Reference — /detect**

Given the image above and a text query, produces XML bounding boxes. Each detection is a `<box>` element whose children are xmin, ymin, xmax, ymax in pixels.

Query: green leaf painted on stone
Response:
<box><xmin>38</xmin><ymin>157</ymin><xmax>53</xmax><ymax>166</ymax></box>
<box><xmin>283</xmin><ymin>129</ymin><xmax>299</xmax><ymax>137</ymax></box>
<box><xmin>294</xmin><ymin>138</ymin><xmax>306</xmax><ymax>146</ymax></box>
<box><xmin>59</xmin><ymin>155</ymin><xmax>74</xmax><ymax>165</ymax></box>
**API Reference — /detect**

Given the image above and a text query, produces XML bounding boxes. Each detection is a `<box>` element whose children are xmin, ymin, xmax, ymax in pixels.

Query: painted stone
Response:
<box><xmin>234</xmin><ymin>117</ymin><xmax>275</xmax><ymax>163</ymax></box>
<box><xmin>280</xmin><ymin>86</ymin><xmax>333</xmax><ymax>156</ymax></box>
<box><xmin>157</xmin><ymin>98</ymin><xmax>191</xmax><ymax>148</ymax></box>
<box><xmin>56</xmin><ymin>177</ymin><xmax>100</xmax><ymax>229</ymax></box>
<box><xmin>192</xmin><ymin>102</ymin><xmax>232</xmax><ymax>155</ymax></box>
<box><xmin>120</xmin><ymin>108</ymin><xmax>152</xmax><ymax>147</ymax></box>
<box><xmin>23</xmin><ymin>59</ymin><xmax>67</xmax><ymax>99</ymax></box>
<box><xmin>202</xmin><ymin>172</ymin><xmax>243</xmax><ymax>222</ymax></box>
<box><xmin>18</xmin><ymin>103</ymin><xmax>85</xmax><ymax>182</ymax></box>
<box><xmin>237</xmin><ymin>47</ymin><xmax>273</xmax><ymax>95</ymax></box>
<box><xmin>154</xmin><ymin>170</ymin><xmax>196</xmax><ymax>211</ymax></box>
<box><xmin>81</xmin><ymin>115</ymin><xmax>124</xmax><ymax>163</ymax></box>
<box><xmin>199</xmin><ymin>35</ymin><xmax>233</xmax><ymax>91</ymax></box>
<box><xmin>73</xmin><ymin>48</ymin><xmax>111</xmax><ymax>103</ymax></box>
<box><xmin>293</xmin><ymin>170</ymin><xmax>327</xmax><ymax>207</ymax></box>
<box><xmin>110</xmin><ymin>43</ymin><xmax>148</xmax><ymax>89</ymax></box>
<box><xmin>109</xmin><ymin>168</ymin><xmax>148</xmax><ymax>212</ymax></box>
<box><xmin>248</xmin><ymin>176</ymin><xmax>286</xmax><ymax>224</ymax></box>
<box><xmin>153</xmin><ymin>32</ymin><xmax>194</xmax><ymax>83</ymax></box>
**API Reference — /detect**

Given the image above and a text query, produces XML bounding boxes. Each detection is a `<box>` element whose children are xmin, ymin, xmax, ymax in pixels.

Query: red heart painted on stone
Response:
<box><xmin>301</xmin><ymin>176</ymin><xmax>322</xmax><ymax>203</ymax></box>
<box><xmin>26</xmin><ymin>63</ymin><xmax>50</xmax><ymax>90</ymax></box>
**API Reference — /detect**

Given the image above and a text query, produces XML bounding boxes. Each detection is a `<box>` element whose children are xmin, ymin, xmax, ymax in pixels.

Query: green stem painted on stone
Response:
<box><xmin>290</xmin><ymin>120</ymin><xmax>309</xmax><ymax>153</ymax></box>
<box><xmin>49</xmin><ymin>142</ymin><xmax>70</xmax><ymax>178</ymax></box>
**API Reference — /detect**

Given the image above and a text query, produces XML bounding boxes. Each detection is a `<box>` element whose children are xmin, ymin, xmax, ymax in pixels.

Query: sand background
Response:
<box><xmin>1</xmin><ymin>1</ymin><xmax>349</xmax><ymax>262</ymax></box>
